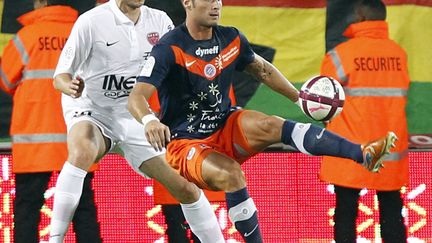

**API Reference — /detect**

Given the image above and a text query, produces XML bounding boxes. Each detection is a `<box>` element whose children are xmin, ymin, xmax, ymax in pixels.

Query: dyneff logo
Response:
<box><xmin>102</xmin><ymin>75</ymin><xmax>136</xmax><ymax>99</ymax></box>
<box><xmin>195</xmin><ymin>46</ymin><xmax>219</xmax><ymax>57</ymax></box>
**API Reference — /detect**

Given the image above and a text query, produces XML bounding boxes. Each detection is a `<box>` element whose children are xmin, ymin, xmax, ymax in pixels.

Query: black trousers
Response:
<box><xmin>162</xmin><ymin>204</ymin><xmax>201</xmax><ymax>243</ymax></box>
<box><xmin>14</xmin><ymin>172</ymin><xmax>102</xmax><ymax>243</ymax></box>
<box><xmin>334</xmin><ymin>185</ymin><xmax>407</xmax><ymax>243</ymax></box>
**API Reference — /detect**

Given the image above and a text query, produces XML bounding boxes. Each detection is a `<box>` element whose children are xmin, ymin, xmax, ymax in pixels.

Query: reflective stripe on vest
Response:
<box><xmin>22</xmin><ymin>69</ymin><xmax>55</xmax><ymax>80</ymax></box>
<box><xmin>1</xmin><ymin>68</ymin><xmax>55</xmax><ymax>90</ymax></box>
<box><xmin>383</xmin><ymin>149</ymin><xmax>408</xmax><ymax>162</ymax></box>
<box><xmin>328</xmin><ymin>49</ymin><xmax>348</xmax><ymax>83</ymax></box>
<box><xmin>344</xmin><ymin>87</ymin><xmax>408</xmax><ymax>97</ymax></box>
<box><xmin>0</xmin><ymin>66</ymin><xmax>15</xmax><ymax>89</ymax></box>
<box><xmin>12</xmin><ymin>133</ymin><xmax>67</xmax><ymax>144</ymax></box>
<box><xmin>13</xmin><ymin>35</ymin><xmax>29</xmax><ymax>65</ymax></box>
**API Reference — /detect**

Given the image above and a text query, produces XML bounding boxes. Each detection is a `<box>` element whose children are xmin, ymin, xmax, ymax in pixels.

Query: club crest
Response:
<box><xmin>147</xmin><ymin>32</ymin><xmax>160</xmax><ymax>46</ymax></box>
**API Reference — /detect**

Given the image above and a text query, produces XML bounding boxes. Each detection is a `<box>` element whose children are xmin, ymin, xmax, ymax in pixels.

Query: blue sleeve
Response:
<box><xmin>235</xmin><ymin>30</ymin><xmax>255</xmax><ymax>71</ymax></box>
<box><xmin>137</xmin><ymin>43</ymin><xmax>174</xmax><ymax>89</ymax></box>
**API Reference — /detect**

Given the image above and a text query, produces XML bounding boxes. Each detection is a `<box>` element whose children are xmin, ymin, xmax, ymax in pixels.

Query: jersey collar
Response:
<box><xmin>343</xmin><ymin>21</ymin><xmax>389</xmax><ymax>39</ymax></box>
<box><xmin>109</xmin><ymin>0</ymin><xmax>140</xmax><ymax>25</ymax></box>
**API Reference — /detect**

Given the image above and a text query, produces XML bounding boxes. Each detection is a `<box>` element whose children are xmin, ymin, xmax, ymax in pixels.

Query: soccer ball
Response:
<box><xmin>298</xmin><ymin>75</ymin><xmax>345</xmax><ymax>121</ymax></box>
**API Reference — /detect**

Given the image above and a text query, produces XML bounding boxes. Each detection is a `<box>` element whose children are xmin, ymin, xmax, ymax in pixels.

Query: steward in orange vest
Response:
<box><xmin>0</xmin><ymin>5</ymin><xmax>97</xmax><ymax>173</ymax></box>
<box><xmin>319</xmin><ymin>2</ymin><xmax>409</xmax><ymax>240</ymax></box>
<box><xmin>319</xmin><ymin>20</ymin><xmax>409</xmax><ymax>191</ymax></box>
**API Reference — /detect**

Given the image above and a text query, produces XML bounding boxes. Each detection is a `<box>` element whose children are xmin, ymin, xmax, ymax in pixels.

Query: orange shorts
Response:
<box><xmin>166</xmin><ymin>110</ymin><xmax>258</xmax><ymax>190</ymax></box>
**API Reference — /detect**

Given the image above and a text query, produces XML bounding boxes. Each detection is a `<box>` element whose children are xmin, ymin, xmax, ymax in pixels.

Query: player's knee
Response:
<box><xmin>174</xmin><ymin>181</ymin><xmax>199</xmax><ymax>203</ymax></box>
<box><xmin>256</xmin><ymin>115</ymin><xmax>283</xmax><ymax>137</ymax></box>
<box><xmin>217</xmin><ymin>166</ymin><xmax>246</xmax><ymax>192</ymax></box>
<box><xmin>67</xmin><ymin>141</ymin><xmax>99</xmax><ymax>165</ymax></box>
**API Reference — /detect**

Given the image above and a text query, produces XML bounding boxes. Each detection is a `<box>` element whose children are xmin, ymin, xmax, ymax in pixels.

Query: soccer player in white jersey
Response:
<box><xmin>48</xmin><ymin>0</ymin><xmax>224</xmax><ymax>242</ymax></box>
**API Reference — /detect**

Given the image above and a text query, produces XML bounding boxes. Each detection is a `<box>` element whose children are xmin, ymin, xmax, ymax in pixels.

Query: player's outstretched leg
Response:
<box><xmin>280</xmin><ymin>120</ymin><xmax>397</xmax><ymax>172</ymax></box>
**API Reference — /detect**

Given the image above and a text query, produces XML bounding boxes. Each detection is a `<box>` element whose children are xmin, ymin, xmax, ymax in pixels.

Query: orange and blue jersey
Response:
<box><xmin>137</xmin><ymin>24</ymin><xmax>255</xmax><ymax>139</ymax></box>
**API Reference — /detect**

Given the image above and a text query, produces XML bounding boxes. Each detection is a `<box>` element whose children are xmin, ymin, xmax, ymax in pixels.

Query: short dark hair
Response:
<box><xmin>47</xmin><ymin>0</ymin><xmax>70</xmax><ymax>6</ymax></box>
<box><xmin>355</xmin><ymin>0</ymin><xmax>386</xmax><ymax>20</ymax></box>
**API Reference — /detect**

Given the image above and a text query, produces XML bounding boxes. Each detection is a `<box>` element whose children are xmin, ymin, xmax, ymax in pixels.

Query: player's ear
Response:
<box><xmin>183</xmin><ymin>0</ymin><xmax>193</xmax><ymax>10</ymax></box>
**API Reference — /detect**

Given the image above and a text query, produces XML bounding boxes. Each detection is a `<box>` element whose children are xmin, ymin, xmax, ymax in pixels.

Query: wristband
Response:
<box><xmin>141</xmin><ymin>114</ymin><xmax>159</xmax><ymax>128</ymax></box>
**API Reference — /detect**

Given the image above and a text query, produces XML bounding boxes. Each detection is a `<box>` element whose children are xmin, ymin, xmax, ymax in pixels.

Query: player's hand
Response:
<box><xmin>69</xmin><ymin>76</ymin><xmax>84</xmax><ymax>98</ymax></box>
<box><xmin>144</xmin><ymin>120</ymin><xmax>171</xmax><ymax>152</ymax></box>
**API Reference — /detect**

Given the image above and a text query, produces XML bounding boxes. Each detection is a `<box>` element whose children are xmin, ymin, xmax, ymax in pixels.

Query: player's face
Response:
<box><xmin>120</xmin><ymin>0</ymin><xmax>145</xmax><ymax>9</ymax></box>
<box><xmin>189</xmin><ymin>0</ymin><xmax>222</xmax><ymax>27</ymax></box>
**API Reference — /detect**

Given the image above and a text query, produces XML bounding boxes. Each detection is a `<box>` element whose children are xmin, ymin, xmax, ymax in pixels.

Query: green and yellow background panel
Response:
<box><xmin>221</xmin><ymin>1</ymin><xmax>431</xmax><ymax>133</ymax></box>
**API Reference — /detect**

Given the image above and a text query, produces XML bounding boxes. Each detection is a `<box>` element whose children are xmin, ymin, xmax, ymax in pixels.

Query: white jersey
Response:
<box><xmin>55</xmin><ymin>0</ymin><xmax>174</xmax><ymax>114</ymax></box>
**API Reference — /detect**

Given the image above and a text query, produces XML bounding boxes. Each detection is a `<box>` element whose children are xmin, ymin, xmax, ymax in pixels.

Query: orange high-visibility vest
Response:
<box><xmin>0</xmin><ymin>6</ymin><xmax>97</xmax><ymax>173</ymax></box>
<box><xmin>319</xmin><ymin>21</ymin><xmax>409</xmax><ymax>190</ymax></box>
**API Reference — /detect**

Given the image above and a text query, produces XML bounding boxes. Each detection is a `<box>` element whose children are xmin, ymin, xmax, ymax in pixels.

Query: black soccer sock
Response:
<box><xmin>226</xmin><ymin>188</ymin><xmax>263</xmax><ymax>243</ymax></box>
<box><xmin>281</xmin><ymin>120</ymin><xmax>363</xmax><ymax>163</ymax></box>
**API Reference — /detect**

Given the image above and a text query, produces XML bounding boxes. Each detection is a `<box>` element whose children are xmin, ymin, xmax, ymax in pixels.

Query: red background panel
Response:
<box><xmin>1</xmin><ymin>152</ymin><xmax>431</xmax><ymax>242</ymax></box>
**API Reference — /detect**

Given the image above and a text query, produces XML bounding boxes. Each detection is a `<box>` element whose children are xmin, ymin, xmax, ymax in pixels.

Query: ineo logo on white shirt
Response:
<box><xmin>102</xmin><ymin>75</ymin><xmax>136</xmax><ymax>99</ymax></box>
<box><xmin>204</xmin><ymin>64</ymin><xmax>217</xmax><ymax>79</ymax></box>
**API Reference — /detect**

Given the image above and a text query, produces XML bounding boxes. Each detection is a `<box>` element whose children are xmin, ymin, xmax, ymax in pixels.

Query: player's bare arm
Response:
<box><xmin>53</xmin><ymin>73</ymin><xmax>84</xmax><ymax>98</ymax></box>
<box><xmin>128</xmin><ymin>82</ymin><xmax>171</xmax><ymax>151</ymax></box>
<box><xmin>245</xmin><ymin>53</ymin><xmax>299</xmax><ymax>103</ymax></box>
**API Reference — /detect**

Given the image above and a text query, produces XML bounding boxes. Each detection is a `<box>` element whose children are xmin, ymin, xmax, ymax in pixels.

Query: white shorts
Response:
<box><xmin>63</xmin><ymin>104</ymin><xmax>165</xmax><ymax>177</ymax></box>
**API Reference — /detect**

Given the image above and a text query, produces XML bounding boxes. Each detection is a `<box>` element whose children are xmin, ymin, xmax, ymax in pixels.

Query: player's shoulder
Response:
<box><xmin>216</xmin><ymin>25</ymin><xmax>242</xmax><ymax>37</ymax></box>
<box><xmin>157</xmin><ymin>25</ymin><xmax>187</xmax><ymax>45</ymax></box>
<box><xmin>159</xmin><ymin>25</ymin><xmax>240</xmax><ymax>44</ymax></box>
<box><xmin>76</xmin><ymin>3</ymin><xmax>114</xmax><ymax>26</ymax></box>
<box><xmin>140</xmin><ymin>5</ymin><xmax>171</xmax><ymax>22</ymax></box>
<box><xmin>216</xmin><ymin>25</ymin><xmax>240</xmax><ymax>34</ymax></box>
<box><xmin>80</xmin><ymin>3</ymin><xmax>109</xmax><ymax>19</ymax></box>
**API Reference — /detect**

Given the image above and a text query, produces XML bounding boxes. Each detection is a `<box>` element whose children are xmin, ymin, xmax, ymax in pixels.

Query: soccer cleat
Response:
<box><xmin>361</xmin><ymin>132</ymin><xmax>398</xmax><ymax>173</ymax></box>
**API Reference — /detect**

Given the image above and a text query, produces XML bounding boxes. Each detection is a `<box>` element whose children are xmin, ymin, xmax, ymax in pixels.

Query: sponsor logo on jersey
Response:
<box><xmin>204</xmin><ymin>64</ymin><xmax>217</xmax><ymax>79</ymax></box>
<box><xmin>106</xmin><ymin>40</ymin><xmax>119</xmax><ymax>46</ymax></box>
<box><xmin>221</xmin><ymin>46</ymin><xmax>239</xmax><ymax>63</ymax></box>
<box><xmin>147</xmin><ymin>32</ymin><xmax>160</xmax><ymax>46</ymax></box>
<box><xmin>102</xmin><ymin>75</ymin><xmax>136</xmax><ymax>99</ymax></box>
<box><xmin>195</xmin><ymin>46</ymin><xmax>219</xmax><ymax>57</ymax></box>
<box><xmin>185</xmin><ymin>60</ymin><xmax>196</xmax><ymax>67</ymax></box>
